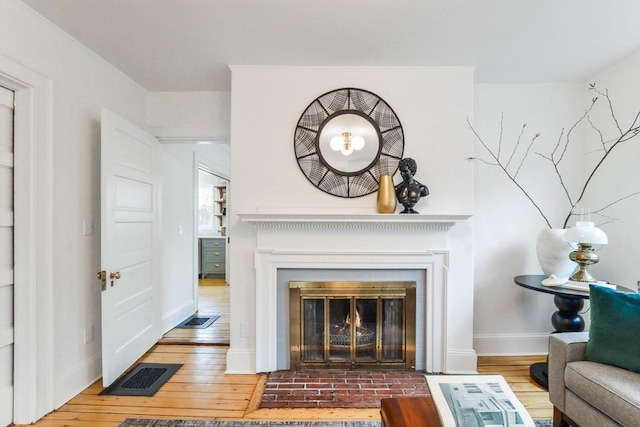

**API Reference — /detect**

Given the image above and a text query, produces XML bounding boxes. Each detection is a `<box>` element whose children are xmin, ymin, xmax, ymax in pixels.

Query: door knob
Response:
<box><xmin>97</xmin><ymin>270</ymin><xmax>107</xmax><ymax>291</ymax></box>
<box><xmin>108</xmin><ymin>271</ymin><xmax>121</xmax><ymax>288</ymax></box>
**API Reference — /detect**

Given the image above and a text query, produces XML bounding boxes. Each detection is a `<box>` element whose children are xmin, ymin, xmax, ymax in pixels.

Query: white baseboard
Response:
<box><xmin>54</xmin><ymin>353</ymin><xmax>101</xmax><ymax>409</ymax></box>
<box><xmin>0</xmin><ymin>384</ymin><xmax>12</xmax><ymax>427</ymax></box>
<box><xmin>225</xmin><ymin>349</ymin><xmax>256</xmax><ymax>374</ymax></box>
<box><xmin>446</xmin><ymin>348</ymin><xmax>478</xmax><ymax>373</ymax></box>
<box><xmin>474</xmin><ymin>333</ymin><xmax>551</xmax><ymax>356</ymax></box>
<box><xmin>162</xmin><ymin>301</ymin><xmax>196</xmax><ymax>334</ymax></box>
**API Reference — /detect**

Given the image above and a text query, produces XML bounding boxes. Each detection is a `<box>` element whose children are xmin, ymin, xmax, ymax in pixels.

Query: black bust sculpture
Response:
<box><xmin>395</xmin><ymin>158</ymin><xmax>429</xmax><ymax>214</ymax></box>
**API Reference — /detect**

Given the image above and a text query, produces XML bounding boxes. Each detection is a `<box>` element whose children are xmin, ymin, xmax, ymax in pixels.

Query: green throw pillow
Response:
<box><xmin>584</xmin><ymin>284</ymin><xmax>640</xmax><ymax>373</ymax></box>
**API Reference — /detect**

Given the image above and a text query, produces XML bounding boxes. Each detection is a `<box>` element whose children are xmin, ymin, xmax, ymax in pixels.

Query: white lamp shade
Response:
<box><xmin>330</xmin><ymin>136</ymin><xmax>343</xmax><ymax>151</ymax></box>
<box><xmin>351</xmin><ymin>135</ymin><xmax>365</xmax><ymax>150</ymax></box>
<box><xmin>563</xmin><ymin>221</ymin><xmax>608</xmax><ymax>244</ymax></box>
<box><xmin>340</xmin><ymin>145</ymin><xmax>354</xmax><ymax>155</ymax></box>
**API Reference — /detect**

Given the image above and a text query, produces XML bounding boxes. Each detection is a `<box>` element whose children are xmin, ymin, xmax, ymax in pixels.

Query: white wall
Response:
<box><xmin>584</xmin><ymin>52</ymin><xmax>640</xmax><ymax>288</ymax></box>
<box><xmin>0</xmin><ymin>0</ymin><xmax>148</xmax><ymax>414</ymax></box>
<box><xmin>472</xmin><ymin>53</ymin><xmax>640</xmax><ymax>355</ymax></box>
<box><xmin>147</xmin><ymin>91</ymin><xmax>231</xmax><ymax>140</ymax></box>
<box><xmin>228</xmin><ymin>66</ymin><xmax>475</xmax><ymax>373</ymax></box>
<box><xmin>472</xmin><ymin>84</ymin><xmax>584</xmax><ymax>354</ymax></box>
<box><xmin>159</xmin><ymin>144</ymin><xmax>198</xmax><ymax>332</ymax></box>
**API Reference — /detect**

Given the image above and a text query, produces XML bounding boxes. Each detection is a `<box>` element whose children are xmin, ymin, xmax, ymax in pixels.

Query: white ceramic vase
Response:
<box><xmin>536</xmin><ymin>228</ymin><xmax>576</xmax><ymax>278</ymax></box>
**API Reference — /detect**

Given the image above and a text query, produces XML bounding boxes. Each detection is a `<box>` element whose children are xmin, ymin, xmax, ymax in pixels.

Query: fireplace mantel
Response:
<box><xmin>230</xmin><ymin>209</ymin><xmax>477</xmax><ymax>375</ymax></box>
<box><xmin>238</xmin><ymin>212</ymin><xmax>471</xmax><ymax>230</ymax></box>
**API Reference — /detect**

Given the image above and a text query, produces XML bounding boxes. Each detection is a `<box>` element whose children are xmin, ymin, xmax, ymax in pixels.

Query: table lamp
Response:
<box><xmin>563</xmin><ymin>221</ymin><xmax>608</xmax><ymax>282</ymax></box>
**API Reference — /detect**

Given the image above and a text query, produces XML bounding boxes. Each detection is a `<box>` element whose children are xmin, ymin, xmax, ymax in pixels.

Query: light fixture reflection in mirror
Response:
<box><xmin>330</xmin><ymin>132</ymin><xmax>365</xmax><ymax>156</ymax></box>
<box><xmin>318</xmin><ymin>113</ymin><xmax>380</xmax><ymax>174</ymax></box>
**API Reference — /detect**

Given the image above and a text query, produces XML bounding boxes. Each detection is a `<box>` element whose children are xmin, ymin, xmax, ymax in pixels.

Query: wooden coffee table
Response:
<box><xmin>380</xmin><ymin>396</ymin><xmax>441</xmax><ymax>427</ymax></box>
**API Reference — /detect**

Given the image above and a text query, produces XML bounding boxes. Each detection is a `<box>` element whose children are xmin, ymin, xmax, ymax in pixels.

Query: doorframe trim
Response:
<box><xmin>0</xmin><ymin>54</ymin><xmax>54</xmax><ymax>424</ymax></box>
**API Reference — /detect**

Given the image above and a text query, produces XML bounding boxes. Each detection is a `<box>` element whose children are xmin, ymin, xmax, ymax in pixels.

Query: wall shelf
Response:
<box><xmin>215</xmin><ymin>185</ymin><xmax>227</xmax><ymax>228</ymax></box>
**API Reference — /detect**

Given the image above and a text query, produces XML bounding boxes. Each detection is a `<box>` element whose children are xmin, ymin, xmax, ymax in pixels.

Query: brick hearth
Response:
<box><xmin>260</xmin><ymin>370</ymin><xmax>430</xmax><ymax>408</ymax></box>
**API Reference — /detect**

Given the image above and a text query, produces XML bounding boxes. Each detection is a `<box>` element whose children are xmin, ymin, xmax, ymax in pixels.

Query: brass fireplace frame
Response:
<box><xmin>289</xmin><ymin>281</ymin><xmax>416</xmax><ymax>370</ymax></box>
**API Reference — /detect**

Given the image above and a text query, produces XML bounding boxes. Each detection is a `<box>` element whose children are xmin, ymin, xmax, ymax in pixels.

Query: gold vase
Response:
<box><xmin>377</xmin><ymin>175</ymin><xmax>397</xmax><ymax>214</ymax></box>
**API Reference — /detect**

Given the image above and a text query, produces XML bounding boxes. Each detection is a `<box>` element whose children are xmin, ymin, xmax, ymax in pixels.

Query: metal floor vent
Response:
<box><xmin>121</xmin><ymin>367</ymin><xmax>167</xmax><ymax>389</ymax></box>
<box><xmin>185</xmin><ymin>317</ymin><xmax>210</xmax><ymax>326</ymax></box>
<box><xmin>100</xmin><ymin>363</ymin><xmax>182</xmax><ymax>396</ymax></box>
<box><xmin>175</xmin><ymin>315</ymin><xmax>219</xmax><ymax>329</ymax></box>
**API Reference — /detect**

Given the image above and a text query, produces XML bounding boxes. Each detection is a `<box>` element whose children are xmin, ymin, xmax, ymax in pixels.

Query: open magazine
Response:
<box><xmin>426</xmin><ymin>375</ymin><xmax>535</xmax><ymax>427</ymax></box>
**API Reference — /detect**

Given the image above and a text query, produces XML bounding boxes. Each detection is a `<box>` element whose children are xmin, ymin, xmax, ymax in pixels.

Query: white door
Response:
<box><xmin>100</xmin><ymin>109</ymin><xmax>161</xmax><ymax>386</ymax></box>
<box><xmin>0</xmin><ymin>86</ymin><xmax>15</xmax><ymax>427</ymax></box>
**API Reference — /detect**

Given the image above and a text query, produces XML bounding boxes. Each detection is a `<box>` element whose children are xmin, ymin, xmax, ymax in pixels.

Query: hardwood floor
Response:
<box><xmin>476</xmin><ymin>355</ymin><xmax>553</xmax><ymax>420</ymax></box>
<box><xmin>158</xmin><ymin>279</ymin><xmax>230</xmax><ymax>345</ymax></box>
<box><xmin>16</xmin><ymin>285</ymin><xmax>553</xmax><ymax>426</ymax></box>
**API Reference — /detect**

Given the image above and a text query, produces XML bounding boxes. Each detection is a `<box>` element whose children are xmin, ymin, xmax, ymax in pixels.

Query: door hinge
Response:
<box><xmin>96</xmin><ymin>270</ymin><xmax>107</xmax><ymax>291</ymax></box>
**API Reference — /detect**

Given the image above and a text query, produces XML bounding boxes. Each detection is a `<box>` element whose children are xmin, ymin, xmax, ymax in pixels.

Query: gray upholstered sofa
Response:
<box><xmin>548</xmin><ymin>332</ymin><xmax>640</xmax><ymax>427</ymax></box>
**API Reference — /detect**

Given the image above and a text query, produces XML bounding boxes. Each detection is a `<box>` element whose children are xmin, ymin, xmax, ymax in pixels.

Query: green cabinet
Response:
<box><xmin>200</xmin><ymin>237</ymin><xmax>225</xmax><ymax>278</ymax></box>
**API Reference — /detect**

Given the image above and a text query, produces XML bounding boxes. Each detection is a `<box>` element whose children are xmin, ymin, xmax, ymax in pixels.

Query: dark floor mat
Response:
<box><xmin>175</xmin><ymin>315</ymin><xmax>219</xmax><ymax>329</ymax></box>
<box><xmin>100</xmin><ymin>363</ymin><xmax>182</xmax><ymax>396</ymax></box>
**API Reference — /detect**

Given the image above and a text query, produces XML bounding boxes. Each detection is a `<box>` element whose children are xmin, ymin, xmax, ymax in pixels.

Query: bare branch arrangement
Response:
<box><xmin>468</xmin><ymin>84</ymin><xmax>640</xmax><ymax>229</ymax></box>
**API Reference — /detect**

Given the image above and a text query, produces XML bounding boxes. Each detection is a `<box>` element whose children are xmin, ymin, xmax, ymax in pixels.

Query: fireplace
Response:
<box><xmin>235</xmin><ymin>212</ymin><xmax>477</xmax><ymax>375</ymax></box>
<box><xmin>290</xmin><ymin>281</ymin><xmax>416</xmax><ymax>370</ymax></box>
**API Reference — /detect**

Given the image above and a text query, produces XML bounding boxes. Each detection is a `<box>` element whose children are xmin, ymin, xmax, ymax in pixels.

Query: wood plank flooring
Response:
<box><xmin>158</xmin><ymin>280</ymin><xmax>230</xmax><ymax>345</ymax></box>
<box><xmin>15</xmin><ymin>285</ymin><xmax>553</xmax><ymax>426</ymax></box>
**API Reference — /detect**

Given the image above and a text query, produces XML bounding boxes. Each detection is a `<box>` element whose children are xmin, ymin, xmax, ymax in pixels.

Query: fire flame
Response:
<box><xmin>345</xmin><ymin>309</ymin><xmax>362</xmax><ymax>328</ymax></box>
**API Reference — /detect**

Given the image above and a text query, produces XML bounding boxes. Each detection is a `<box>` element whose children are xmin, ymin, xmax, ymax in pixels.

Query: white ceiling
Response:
<box><xmin>22</xmin><ymin>0</ymin><xmax>640</xmax><ymax>92</ymax></box>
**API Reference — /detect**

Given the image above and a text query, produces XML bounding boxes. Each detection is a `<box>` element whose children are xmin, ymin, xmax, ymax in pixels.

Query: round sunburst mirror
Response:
<box><xmin>294</xmin><ymin>88</ymin><xmax>404</xmax><ymax>198</ymax></box>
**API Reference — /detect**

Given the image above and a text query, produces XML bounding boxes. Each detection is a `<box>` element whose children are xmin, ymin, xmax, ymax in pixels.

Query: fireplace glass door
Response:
<box><xmin>290</xmin><ymin>282</ymin><xmax>415</xmax><ymax>370</ymax></box>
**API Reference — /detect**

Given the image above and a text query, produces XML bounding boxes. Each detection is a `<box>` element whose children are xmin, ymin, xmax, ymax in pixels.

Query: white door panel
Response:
<box><xmin>0</xmin><ymin>85</ymin><xmax>15</xmax><ymax>427</ymax></box>
<box><xmin>101</xmin><ymin>109</ymin><xmax>160</xmax><ymax>387</ymax></box>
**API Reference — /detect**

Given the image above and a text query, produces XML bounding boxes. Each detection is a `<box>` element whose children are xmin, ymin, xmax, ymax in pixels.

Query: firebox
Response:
<box><xmin>289</xmin><ymin>281</ymin><xmax>416</xmax><ymax>370</ymax></box>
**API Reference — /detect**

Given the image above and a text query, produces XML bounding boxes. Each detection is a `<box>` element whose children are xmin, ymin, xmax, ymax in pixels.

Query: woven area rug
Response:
<box><xmin>120</xmin><ymin>421</ymin><xmax>381</xmax><ymax>427</ymax></box>
<box><xmin>259</xmin><ymin>370</ymin><xmax>429</xmax><ymax>409</ymax></box>
<box><xmin>120</xmin><ymin>419</ymin><xmax>553</xmax><ymax>427</ymax></box>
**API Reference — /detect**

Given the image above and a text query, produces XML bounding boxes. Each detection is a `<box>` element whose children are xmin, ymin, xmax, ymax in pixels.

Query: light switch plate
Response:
<box><xmin>83</xmin><ymin>218</ymin><xmax>94</xmax><ymax>236</ymax></box>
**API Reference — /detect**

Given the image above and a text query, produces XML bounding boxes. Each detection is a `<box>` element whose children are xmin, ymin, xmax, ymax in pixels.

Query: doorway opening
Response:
<box><xmin>158</xmin><ymin>141</ymin><xmax>230</xmax><ymax>346</ymax></box>
<box><xmin>194</xmin><ymin>169</ymin><xmax>229</xmax><ymax>344</ymax></box>
<box><xmin>1</xmin><ymin>58</ymin><xmax>55</xmax><ymax>424</ymax></box>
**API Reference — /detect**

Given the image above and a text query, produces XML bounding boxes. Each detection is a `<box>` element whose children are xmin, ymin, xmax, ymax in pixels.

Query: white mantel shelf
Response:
<box><xmin>238</xmin><ymin>212</ymin><xmax>472</xmax><ymax>230</ymax></box>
